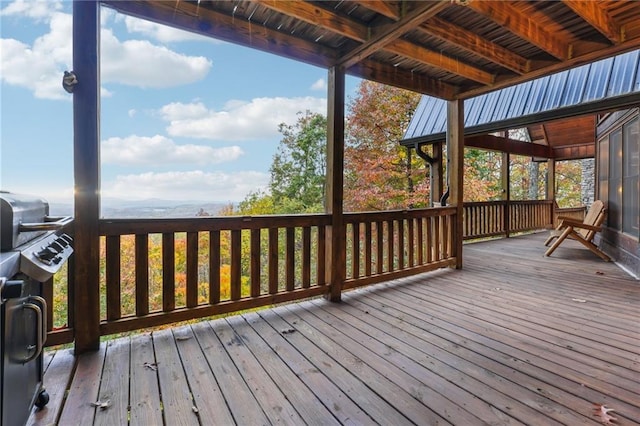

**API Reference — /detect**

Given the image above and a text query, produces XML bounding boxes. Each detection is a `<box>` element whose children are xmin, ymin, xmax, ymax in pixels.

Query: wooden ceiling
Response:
<box><xmin>103</xmin><ymin>0</ymin><xmax>640</xmax><ymax>100</ymax></box>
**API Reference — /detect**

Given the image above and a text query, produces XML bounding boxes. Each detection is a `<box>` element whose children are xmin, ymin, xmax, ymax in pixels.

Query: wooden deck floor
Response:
<box><xmin>29</xmin><ymin>233</ymin><xmax>639</xmax><ymax>425</ymax></box>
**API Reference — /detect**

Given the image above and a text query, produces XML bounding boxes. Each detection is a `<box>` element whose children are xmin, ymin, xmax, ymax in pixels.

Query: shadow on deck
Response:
<box><xmin>29</xmin><ymin>233</ymin><xmax>639</xmax><ymax>425</ymax></box>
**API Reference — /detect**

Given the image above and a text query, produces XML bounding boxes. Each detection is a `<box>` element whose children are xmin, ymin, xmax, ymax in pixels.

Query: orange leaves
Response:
<box><xmin>593</xmin><ymin>404</ymin><xmax>617</xmax><ymax>424</ymax></box>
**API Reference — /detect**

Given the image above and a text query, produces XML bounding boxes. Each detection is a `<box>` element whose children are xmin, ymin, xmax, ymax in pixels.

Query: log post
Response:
<box><xmin>446</xmin><ymin>100</ymin><xmax>464</xmax><ymax>269</ymax></box>
<box><xmin>325</xmin><ymin>66</ymin><xmax>345</xmax><ymax>302</ymax></box>
<box><xmin>503</xmin><ymin>152</ymin><xmax>511</xmax><ymax>237</ymax></box>
<box><xmin>72</xmin><ymin>0</ymin><xmax>101</xmax><ymax>353</ymax></box>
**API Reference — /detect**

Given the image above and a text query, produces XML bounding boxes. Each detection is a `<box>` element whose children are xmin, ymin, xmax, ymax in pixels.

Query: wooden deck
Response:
<box><xmin>29</xmin><ymin>233</ymin><xmax>639</xmax><ymax>425</ymax></box>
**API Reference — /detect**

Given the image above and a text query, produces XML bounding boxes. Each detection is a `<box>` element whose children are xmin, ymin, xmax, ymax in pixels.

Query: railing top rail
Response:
<box><xmin>99</xmin><ymin>213</ymin><xmax>332</xmax><ymax>235</ymax></box>
<box><xmin>344</xmin><ymin>206</ymin><xmax>457</xmax><ymax>223</ymax></box>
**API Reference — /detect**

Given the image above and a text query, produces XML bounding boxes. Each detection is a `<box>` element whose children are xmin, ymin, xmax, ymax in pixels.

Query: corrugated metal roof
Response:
<box><xmin>401</xmin><ymin>50</ymin><xmax>640</xmax><ymax>145</ymax></box>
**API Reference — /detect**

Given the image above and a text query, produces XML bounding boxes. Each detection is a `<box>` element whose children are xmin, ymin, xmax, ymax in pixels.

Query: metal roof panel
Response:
<box><xmin>608</xmin><ymin>50</ymin><xmax>640</xmax><ymax>97</ymax></box>
<box><xmin>402</xmin><ymin>49</ymin><xmax>640</xmax><ymax>144</ymax></box>
<box><xmin>582</xmin><ymin>57</ymin><xmax>614</xmax><ymax>102</ymax></box>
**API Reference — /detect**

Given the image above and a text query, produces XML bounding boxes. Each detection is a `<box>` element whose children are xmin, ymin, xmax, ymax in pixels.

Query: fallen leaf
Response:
<box><xmin>176</xmin><ymin>335</ymin><xmax>191</xmax><ymax>341</ymax></box>
<box><xmin>571</xmin><ymin>298</ymin><xmax>587</xmax><ymax>303</ymax></box>
<box><xmin>593</xmin><ymin>403</ymin><xmax>617</xmax><ymax>424</ymax></box>
<box><xmin>280</xmin><ymin>328</ymin><xmax>296</xmax><ymax>335</ymax></box>
<box><xmin>90</xmin><ymin>399</ymin><xmax>111</xmax><ymax>410</ymax></box>
<box><xmin>143</xmin><ymin>362</ymin><xmax>158</xmax><ymax>371</ymax></box>
<box><xmin>596</xmin><ymin>271</ymin><xmax>605</xmax><ymax>275</ymax></box>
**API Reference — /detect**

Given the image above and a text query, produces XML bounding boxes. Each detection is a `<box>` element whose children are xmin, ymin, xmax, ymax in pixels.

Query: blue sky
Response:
<box><xmin>1</xmin><ymin>0</ymin><xmax>359</xmax><ymax>206</ymax></box>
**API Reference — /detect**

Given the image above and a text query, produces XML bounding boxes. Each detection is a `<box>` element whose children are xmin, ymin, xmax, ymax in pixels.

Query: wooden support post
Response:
<box><xmin>547</xmin><ymin>158</ymin><xmax>556</xmax><ymax>226</ymax></box>
<box><xmin>325</xmin><ymin>66</ymin><xmax>345</xmax><ymax>302</ymax></box>
<box><xmin>503</xmin><ymin>152</ymin><xmax>511</xmax><ymax>237</ymax></box>
<box><xmin>446</xmin><ymin>100</ymin><xmax>464</xmax><ymax>269</ymax></box>
<box><xmin>72</xmin><ymin>0</ymin><xmax>101</xmax><ymax>353</ymax></box>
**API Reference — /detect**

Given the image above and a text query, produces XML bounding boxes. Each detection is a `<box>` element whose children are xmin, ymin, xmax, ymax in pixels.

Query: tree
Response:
<box><xmin>269</xmin><ymin>111</ymin><xmax>327</xmax><ymax>213</ymax></box>
<box><xmin>344</xmin><ymin>81</ymin><xmax>426</xmax><ymax>211</ymax></box>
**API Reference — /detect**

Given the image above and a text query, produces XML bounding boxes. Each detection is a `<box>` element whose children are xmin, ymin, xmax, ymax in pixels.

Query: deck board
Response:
<box><xmin>30</xmin><ymin>233</ymin><xmax>640</xmax><ymax>425</ymax></box>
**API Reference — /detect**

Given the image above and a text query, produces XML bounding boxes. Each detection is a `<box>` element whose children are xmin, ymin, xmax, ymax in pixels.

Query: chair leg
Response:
<box><xmin>544</xmin><ymin>234</ymin><xmax>556</xmax><ymax>246</ymax></box>
<box><xmin>575</xmin><ymin>236</ymin><xmax>612</xmax><ymax>262</ymax></box>
<box><xmin>545</xmin><ymin>226</ymin><xmax>572</xmax><ymax>257</ymax></box>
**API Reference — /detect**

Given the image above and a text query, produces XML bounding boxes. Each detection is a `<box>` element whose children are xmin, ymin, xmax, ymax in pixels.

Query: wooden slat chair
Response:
<box><xmin>544</xmin><ymin>200</ymin><xmax>611</xmax><ymax>261</ymax></box>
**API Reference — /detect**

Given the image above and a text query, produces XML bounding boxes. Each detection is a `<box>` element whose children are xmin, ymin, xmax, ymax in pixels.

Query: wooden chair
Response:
<box><xmin>544</xmin><ymin>200</ymin><xmax>611</xmax><ymax>261</ymax></box>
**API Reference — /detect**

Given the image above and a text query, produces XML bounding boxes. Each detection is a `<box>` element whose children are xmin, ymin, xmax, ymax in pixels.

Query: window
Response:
<box><xmin>599</xmin><ymin>114</ymin><xmax>639</xmax><ymax>238</ymax></box>
<box><xmin>608</xmin><ymin>129</ymin><xmax>622</xmax><ymax>230</ymax></box>
<box><xmin>623</xmin><ymin>118</ymin><xmax>639</xmax><ymax>237</ymax></box>
<box><xmin>598</xmin><ymin>138</ymin><xmax>608</xmax><ymax>207</ymax></box>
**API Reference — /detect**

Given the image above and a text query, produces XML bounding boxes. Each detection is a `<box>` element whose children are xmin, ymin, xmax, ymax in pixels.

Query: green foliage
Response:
<box><xmin>269</xmin><ymin>111</ymin><xmax>327</xmax><ymax>213</ymax></box>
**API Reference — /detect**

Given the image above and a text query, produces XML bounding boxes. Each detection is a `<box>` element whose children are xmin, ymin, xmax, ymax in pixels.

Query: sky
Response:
<box><xmin>0</xmin><ymin>0</ymin><xmax>360</xmax><ymax>207</ymax></box>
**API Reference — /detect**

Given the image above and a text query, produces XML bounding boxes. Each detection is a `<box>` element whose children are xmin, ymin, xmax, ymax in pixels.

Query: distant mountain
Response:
<box><xmin>48</xmin><ymin>199</ymin><xmax>233</xmax><ymax>218</ymax></box>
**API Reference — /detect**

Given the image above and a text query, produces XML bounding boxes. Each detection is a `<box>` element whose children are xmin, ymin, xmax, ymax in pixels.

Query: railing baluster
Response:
<box><xmin>302</xmin><ymin>227</ymin><xmax>311</xmax><ymax>288</ymax></box>
<box><xmin>286</xmin><ymin>227</ymin><xmax>295</xmax><ymax>291</ymax></box>
<box><xmin>352</xmin><ymin>222</ymin><xmax>360</xmax><ymax>279</ymax></box>
<box><xmin>268</xmin><ymin>228</ymin><xmax>278</xmax><ymax>294</ymax></box>
<box><xmin>442</xmin><ymin>214</ymin><xmax>449</xmax><ymax>258</ymax></box>
<box><xmin>317</xmin><ymin>225</ymin><xmax>326</xmax><ymax>286</ymax></box>
<box><xmin>106</xmin><ymin>235</ymin><xmax>121</xmax><ymax>320</ymax></box>
<box><xmin>407</xmin><ymin>218</ymin><xmax>415</xmax><ymax>267</ymax></box>
<box><xmin>387</xmin><ymin>221</ymin><xmax>394</xmax><ymax>272</ymax></box>
<box><xmin>209</xmin><ymin>230</ymin><xmax>220</xmax><ymax>304</ymax></box>
<box><xmin>416</xmin><ymin>218</ymin><xmax>423</xmax><ymax>265</ymax></box>
<box><xmin>135</xmin><ymin>234</ymin><xmax>149</xmax><ymax>316</ymax></box>
<box><xmin>186</xmin><ymin>232</ymin><xmax>198</xmax><ymax>308</ymax></box>
<box><xmin>364</xmin><ymin>222</ymin><xmax>372</xmax><ymax>276</ymax></box>
<box><xmin>398</xmin><ymin>219</ymin><xmax>405</xmax><ymax>270</ymax></box>
<box><xmin>376</xmin><ymin>221</ymin><xmax>383</xmax><ymax>274</ymax></box>
<box><xmin>426</xmin><ymin>216</ymin><xmax>433</xmax><ymax>263</ymax></box>
<box><xmin>162</xmin><ymin>233</ymin><xmax>175</xmax><ymax>312</ymax></box>
<box><xmin>250</xmin><ymin>229</ymin><xmax>261</xmax><ymax>297</ymax></box>
<box><xmin>230</xmin><ymin>230</ymin><xmax>241</xmax><ymax>301</ymax></box>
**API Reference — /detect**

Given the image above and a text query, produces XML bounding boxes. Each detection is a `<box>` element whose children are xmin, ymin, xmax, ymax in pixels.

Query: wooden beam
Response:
<box><xmin>260</xmin><ymin>0</ymin><xmax>368</xmax><ymax>42</ymax></box>
<box><xmin>446</xmin><ymin>100</ymin><xmax>465</xmax><ymax>269</ymax></box>
<box><xmin>553</xmin><ymin>144</ymin><xmax>595</xmax><ymax>160</ymax></box>
<box><xmin>325</xmin><ymin>66</ymin><xmax>346</xmax><ymax>302</ymax></box>
<box><xmin>385</xmin><ymin>39</ymin><xmax>495</xmax><ymax>85</ymax></box>
<box><xmin>419</xmin><ymin>17</ymin><xmax>530</xmax><ymax>75</ymax></box>
<box><xmin>102</xmin><ymin>0</ymin><xmax>338</xmax><ymax>68</ymax></box>
<box><xmin>563</xmin><ymin>1</ymin><xmax>622</xmax><ymax>43</ymax></box>
<box><xmin>73</xmin><ymin>0</ymin><xmax>101</xmax><ymax>354</ymax></box>
<box><xmin>348</xmin><ymin>58</ymin><xmax>458</xmax><ymax>99</ymax></box>
<box><xmin>352</xmin><ymin>1</ymin><xmax>400</xmax><ymax>20</ymax></box>
<box><xmin>464</xmin><ymin>1</ymin><xmax>570</xmax><ymax>60</ymax></box>
<box><xmin>465</xmin><ymin>134</ymin><xmax>553</xmax><ymax>158</ymax></box>
<box><xmin>339</xmin><ymin>1</ymin><xmax>449</xmax><ymax>68</ymax></box>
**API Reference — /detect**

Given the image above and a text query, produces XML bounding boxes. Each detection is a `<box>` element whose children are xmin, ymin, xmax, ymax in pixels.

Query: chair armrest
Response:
<box><xmin>559</xmin><ymin>218</ymin><xmax>602</xmax><ymax>232</ymax></box>
<box><xmin>556</xmin><ymin>215</ymin><xmax>581</xmax><ymax>222</ymax></box>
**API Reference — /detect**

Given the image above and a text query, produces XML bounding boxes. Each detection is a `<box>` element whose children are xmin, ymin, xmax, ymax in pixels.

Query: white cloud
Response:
<box><xmin>124</xmin><ymin>16</ymin><xmax>220</xmax><ymax>44</ymax></box>
<box><xmin>310</xmin><ymin>78</ymin><xmax>327</xmax><ymax>91</ymax></box>
<box><xmin>128</xmin><ymin>109</ymin><xmax>137</xmax><ymax>118</ymax></box>
<box><xmin>0</xmin><ymin>0</ymin><xmax>62</xmax><ymax>21</ymax></box>
<box><xmin>101</xmin><ymin>30</ymin><xmax>212</xmax><ymax>88</ymax></box>
<box><xmin>0</xmin><ymin>7</ymin><xmax>212</xmax><ymax>99</ymax></box>
<box><xmin>102</xmin><ymin>135</ymin><xmax>243</xmax><ymax>165</ymax></box>
<box><xmin>161</xmin><ymin>97</ymin><xmax>327</xmax><ymax>141</ymax></box>
<box><xmin>0</xmin><ymin>11</ymin><xmax>72</xmax><ymax>99</ymax></box>
<box><xmin>103</xmin><ymin>170</ymin><xmax>269</xmax><ymax>202</ymax></box>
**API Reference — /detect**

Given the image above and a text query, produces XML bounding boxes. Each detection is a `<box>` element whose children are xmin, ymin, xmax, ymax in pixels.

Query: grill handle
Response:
<box><xmin>19</xmin><ymin>216</ymin><xmax>73</xmax><ymax>232</ymax></box>
<box><xmin>22</xmin><ymin>301</ymin><xmax>44</xmax><ymax>363</ymax></box>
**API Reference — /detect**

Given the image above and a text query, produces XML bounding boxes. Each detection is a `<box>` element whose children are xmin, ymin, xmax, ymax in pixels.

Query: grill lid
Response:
<box><xmin>0</xmin><ymin>191</ymin><xmax>49</xmax><ymax>251</ymax></box>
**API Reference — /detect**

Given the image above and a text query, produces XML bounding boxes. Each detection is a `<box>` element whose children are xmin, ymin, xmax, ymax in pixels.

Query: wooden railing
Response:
<box><xmin>45</xmin><ymin>201</ymin><xmax>552</xmax><ymax>345</ymax></box>
<box><xmin>463</xmin><ymin>200</ymin><xmax>554</xmax><ymax>240</ymax></box>
<box><xmin>344</xmin><ymin>207</ymin><xmax>457</xmax><ymax>289</ymax></box>
<box><xmin>95</xmin><ymin>214</ymin><xmax>331</xmax><ymax>336</ymax></box>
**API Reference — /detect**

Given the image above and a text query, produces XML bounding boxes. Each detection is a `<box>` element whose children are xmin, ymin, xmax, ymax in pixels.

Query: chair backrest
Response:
<box><xmin>580</xmin><ymin>200</ymin><xmax>606</xmax><ymax>240</ymax></box>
